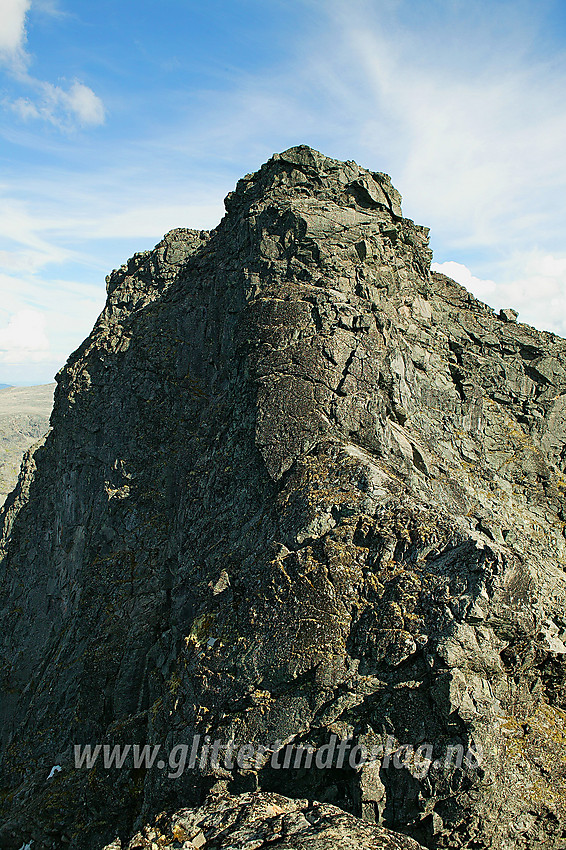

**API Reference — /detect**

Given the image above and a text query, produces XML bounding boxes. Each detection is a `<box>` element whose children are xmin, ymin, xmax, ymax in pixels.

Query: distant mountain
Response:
<box><xmin>0</xmin><ymin>383</ymin><xmax>55</xmax><ymax>504</ymax></box>
<box><xmin>0</xmin><ymin>384</ymin><xmax>11</xmax><ymax>390</ymax></box>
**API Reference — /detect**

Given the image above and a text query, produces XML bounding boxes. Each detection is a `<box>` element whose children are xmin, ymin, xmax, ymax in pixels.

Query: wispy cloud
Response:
<box><xmin>130</xmin><ymin>0</ymin><xmax>566</xmax><ymax>264</ymax></box>
<box><xmin>0</xmin><ymin>163</ymin><xmax>226</xmax><ymax>382</ymax></box>
<box><xmin>0</xmin><ymin>0</ymin><xmax>105</xmax><ymax>129</ymax></box>
<box><xmin>12</xmin><ymin>79</ymin><xmax>105</xmax><ymax>128</ymax></box>
<box><xmin>0</xmin><ymin>0</ymin><xmax>31</xmax><ymax>71</ymax></box>
<box><xmin>0</xmin><ymin>266</ymin><xmax>105</xmax><ymax>382</ymax></box>
<box><xmin>0</xmin><ymin>307</ymin><xmax>50</xmax><ymax>363</ymax></box>
<box><xmin>293</xmin><ymin>1</ymin><xmax>566</xmax><ymax>253</ymax></box>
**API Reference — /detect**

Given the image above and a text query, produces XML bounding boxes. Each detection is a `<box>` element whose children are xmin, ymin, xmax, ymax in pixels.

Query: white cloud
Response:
<box><xmin>0</xmin><ymin>0</ymin><xmax>31</xmax><ymax>69</ymax></box>
<box><xmin>498</xmin><ymin>252</ymin><xmax>566</xmax><ymax>337</ymax></box>
<box><xmin>0</xmin><ymin>266</ymin><xmax>105</xmax><ymax>383</ymax></box>
<box><xmin>63</xmin><ymin>81</ymin><xmax>105</xmax><ymax>126</ymax></box>
<box><xmin>89</xmin><ymin>202</ymin><xmax>224</xmax><ymax>239</ymax></box>
<box><xmin>431</xmin><ymin>261</ymin><xmax>497</xmax><ymax>303</ymax></box>
<box><xmin>0</xmin><ymin>308</ymin><xmax>50</xmax><ymax>363</ymax></box>
<box><xmin>0</xmin><ymin>194</ymin><xmax>72</xmax><ymax>270</ymax></box>
<box><xmin>432</xmin><ymin>254</ymin><xmax>566</xmax><ymax>339</ymax></box>
<box><xmin>0</xmin><ymin>248</ymin><xmax>51</xmax><ymax>273</ymax></box>
<box><xmin>0</xmin><ymin>178</ymin><xmax>223</xmax><ymax>271</ymax></box>
<box><xmin>13</xmin><ymin>80</ymin><xmax>105</xmax><ymax>128</ymax></box>
<box><xmin>11</xmin><ymin>97</ymin><xmax>40</xmax><ymax>120</ymax></box>
<box><xmin>1</xmin><ymin>1</ymin><xmax>105</xmax><ymax>130</ymax></box>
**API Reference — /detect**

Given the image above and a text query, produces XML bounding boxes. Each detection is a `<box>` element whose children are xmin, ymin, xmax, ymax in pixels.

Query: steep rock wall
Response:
<box><xmin>1</xmin><ymin>147</ymin><xmax>566</xmax><ymax>849</ymax></box>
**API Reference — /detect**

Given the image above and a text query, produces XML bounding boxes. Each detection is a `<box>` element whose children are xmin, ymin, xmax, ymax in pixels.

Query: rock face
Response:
<box><xmin>1</xmin><ymin>145</ymin><xmax>566</xmax><ymax>850</ymax></box>
<box><xmin>101</xmin><ymin>791</ymin><xmax>424</xmax><ymax>850</ymax></box>
<box><xmin>0</xmin><ymin>384</ymin><xmax>54</xmax><ymax>504</ymax></box>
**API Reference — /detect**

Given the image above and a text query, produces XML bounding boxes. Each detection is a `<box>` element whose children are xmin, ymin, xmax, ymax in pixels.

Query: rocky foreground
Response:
<box><xmin>1</xmin><ymin>147</ymin><xmax>566</xmax><ymax>849</ymax></box>
<box><xmin>101</xmin><ymin>791</ymin><xmax>424</xmax><ymax>849</ymax></box>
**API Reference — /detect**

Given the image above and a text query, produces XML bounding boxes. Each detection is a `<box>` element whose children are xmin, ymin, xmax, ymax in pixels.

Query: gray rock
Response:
<box><xmin>499</xmin><ymin>308</ymin><xmax>518</xmax><ymax>323</ymax></box>
<box><xmin>102</xmin><ymin>792</ymin><xmax>424</xmax><ymax>849</ymax></box>
<box><xmin>1</xmin><ymin>147</ymin><xmax>566</xmax><ymax>850</ymax></box>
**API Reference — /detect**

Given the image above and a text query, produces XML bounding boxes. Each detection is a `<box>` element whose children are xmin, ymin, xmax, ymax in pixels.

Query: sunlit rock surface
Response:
<box><xmin>101</xmin><ymin>791</ymin><xmax>425</xmax><ymax>850</ymax></box>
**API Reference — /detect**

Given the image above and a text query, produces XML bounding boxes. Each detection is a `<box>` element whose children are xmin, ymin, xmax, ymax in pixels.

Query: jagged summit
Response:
<box><xmin>1</xmin><ymin>148</ymin><xmax>566</xmax><ymax>850</ymax></box>
<box><xmin>225</xmin><ymin>145</ymin><xmax>404</xmax><ymax>219</ymax></box>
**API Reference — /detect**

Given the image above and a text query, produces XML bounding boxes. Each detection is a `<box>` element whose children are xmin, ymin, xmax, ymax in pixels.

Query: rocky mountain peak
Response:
<box><xmin>225</xmin><ymin>144</ymin><xmax>403</xmax><ymax>219</ymax></box>
<box><xmin>1</xmin><ymin>148</ymin><xmax>566</xmax><ymax>850</ymax></box>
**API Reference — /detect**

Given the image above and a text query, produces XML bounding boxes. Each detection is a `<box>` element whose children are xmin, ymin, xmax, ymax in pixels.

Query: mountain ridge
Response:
<box><xmin>1</xmin><ymin>146</ymin><xmax>566</xmax><ymax>849</ymax></box>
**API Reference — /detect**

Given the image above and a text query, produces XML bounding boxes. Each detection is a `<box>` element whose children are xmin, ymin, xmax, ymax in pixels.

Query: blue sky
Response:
<box><xmin>1</xmin><ymin>0</ymin><xmax>566</xmax><ymax>384</ymax></box>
